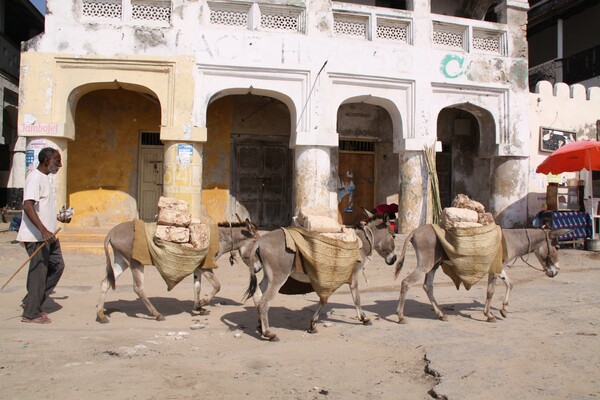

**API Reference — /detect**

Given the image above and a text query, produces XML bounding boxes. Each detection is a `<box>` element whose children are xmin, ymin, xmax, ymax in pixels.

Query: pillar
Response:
<box><xmin>397</xmin><ymin>150</ymin><xmax>426</xmax><ymax>233</ymax></box>
<box><xmin>162</xmin><ymin>140</ymin><xmax>203</xmax><ymax>219</ymax></box>
<box><xmin>489</xmin><ymin>156</ymin><xmax>528</xmax><ymax>227</ymax></box>
<box><xmin>294</xmin><ymin>146</ymin><xmax>335</xmax><ymax>218</ymax></box>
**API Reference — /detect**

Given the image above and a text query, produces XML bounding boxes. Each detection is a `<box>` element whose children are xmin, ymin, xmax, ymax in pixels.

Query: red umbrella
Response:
<box><xmin>536</xmin><ymin>140</ymin><xmax>600</xmax><ymax>174</ymax></box>
<box><xmin>536</xmin><ymin>140</ymin><xmax>600</xmax><ymax>239</ymax></box>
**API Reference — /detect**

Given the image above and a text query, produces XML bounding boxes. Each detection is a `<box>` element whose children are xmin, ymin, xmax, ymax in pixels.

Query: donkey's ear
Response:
<box><xmin>383</xmin><ymin>211</ymin><xmax>390</xmax><ymax>225</ymax></box>
<box><xmin>362</xmin><ymin>207</ymin><xmax>374</xmax><ymax>219</ymax></box>
<box><xmin>245</xmin><ymin>218</ymin><xmax>258</xmax><ymax>234</ymax></box>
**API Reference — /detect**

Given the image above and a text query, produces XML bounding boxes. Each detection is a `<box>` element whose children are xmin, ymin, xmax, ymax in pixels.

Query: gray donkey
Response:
<box><xmin>243</xmin><ymin>210</ymin><xmax>397</xmax><ymax>341</ymax></box>
<box><xmin>96</xmin><ymin>219</ymin><xmax>259</xmax><ymax>323</ymax></box>
<box><xmin>394</xmin><ymin>225</ymin><xmax>568</xmax><ymax>324</ymax></box>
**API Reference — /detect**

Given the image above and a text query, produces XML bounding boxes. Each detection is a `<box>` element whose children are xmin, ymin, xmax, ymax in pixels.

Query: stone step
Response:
<box><xmin>61</xmin><ymin>241</ymin><xmax>106</xmax><ymax>256</ymax></box>
<box><xmin>59</xmin><ymin>227</ymin><xmax>109</xmax><ymax>255</ymax></box>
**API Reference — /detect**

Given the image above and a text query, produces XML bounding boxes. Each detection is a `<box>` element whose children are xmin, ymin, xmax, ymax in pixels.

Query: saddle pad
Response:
<box><xmin>282</xmin><ymin>226</ymin><xmax>361</xmax><ymax>302</ymax></box>
<box><xmin>132</xmin><ymin>219</ymin><xmax>152</xmax><ymax>265</ymax></box>
<box><xmin>431</xmin><ymin>223</ymin><xmax>503</xmax><ymax>290</ymax></box>
<box><xmin>144</xmin><ymin>222</ymin><xmax>209</xmax><ymax>291</ymax></box>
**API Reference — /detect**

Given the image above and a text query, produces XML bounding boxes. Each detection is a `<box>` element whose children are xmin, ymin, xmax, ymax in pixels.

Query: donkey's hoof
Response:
<box><xmin>362</xmin><ymin>318</ymin><xmax>372</xmax><ymax>326</ymax></box>
<box><xmin>308</xmin><ymin>327</ymin><xmax>318</xmax><ymax>334</ymax></box>
<box><xmin>500</xmin><ymin>309</ymin><xmax>508</xmax><ymax>318</ymax></box>
<box><xmin>439</xmin><ymin>315</ymin><xmax>449</xmax><ymax>322</ymax></box>
<box><xmin>263</xmin><ymin>330</ymin><xmax>279</xmax><ymax>342</ymax></box>
<box><xmin>397</xmin><ymin>317</ymin><xmax>407</xmax><ymax>324</ymax></box>
<box><xmin>156</xmin><ymin>315</ymin><xmax>165</xmax><ymax>321</ymax></box>
<box><xmin>487</xmin><ymin>315</ymin><xmax>497</xmax><ymax>323</ymax></box>
<box><xmin>96</xmin><ymin>315</ymin><xmax>110</xmax><ymax>324</ymax></box>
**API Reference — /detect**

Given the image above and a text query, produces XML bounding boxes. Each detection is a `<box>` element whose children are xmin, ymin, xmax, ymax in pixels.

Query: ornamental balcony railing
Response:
<box><xmin>77</xmin><ymin>0</ymin><xmax>510</xmax><ymax>57</ymax></box>
<box><xmin>431</xmin><ymin>15</ymin><xmax>507</xmax><ymax>56</ymax></box>
<box><xmin>81</xmin><ymin>0</ymin><xmax>172</xmax><ymax>25</ymax></box>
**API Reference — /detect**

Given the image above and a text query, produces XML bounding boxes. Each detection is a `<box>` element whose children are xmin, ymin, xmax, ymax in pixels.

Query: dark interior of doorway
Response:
<box><xmin>436</xmin><ymin>143</ymin><xmax>452</xmax><ymax>208</ymax></box>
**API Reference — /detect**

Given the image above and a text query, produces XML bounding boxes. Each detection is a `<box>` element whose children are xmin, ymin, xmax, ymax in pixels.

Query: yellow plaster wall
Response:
<box><xmin>68</xmin><ymin>89</ymin><xmax>161</xmax><ymax>227</ymax></box>
<box><xmin>201</xmin><ymin>97</ymin><xmax>233</xmax><ymax>222</ymax></box>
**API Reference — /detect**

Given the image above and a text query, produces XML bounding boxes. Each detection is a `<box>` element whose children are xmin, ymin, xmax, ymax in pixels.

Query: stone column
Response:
<box><xmin>397</xmin><ymin>150</ymin><xmax>426</xmax><ymax>233</ymax></box>
<box><xmin>162</xmin><ymin>140</ymin><xmax>203</xmax><ymax>219</ymax></box>
<box><xmin>24</xmin><ymin>137</ymin><xmax>70</xmax><ymax>222</ymax></box>
<box><xmin>294</xmin><ymin>146</ymin><xmax>334</xmax><ymax>218</ymax></box>
<box><xmin>489</xmin><ymin>156</ymin><xmax>528</xmax><ymax>227</ymax></box>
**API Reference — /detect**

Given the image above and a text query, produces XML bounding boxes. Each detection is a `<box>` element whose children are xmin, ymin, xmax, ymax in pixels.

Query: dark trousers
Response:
<box><xmin>22</xmin><ymin>240</ymin><xmax>65</xmax><ymax>319</ymax></box>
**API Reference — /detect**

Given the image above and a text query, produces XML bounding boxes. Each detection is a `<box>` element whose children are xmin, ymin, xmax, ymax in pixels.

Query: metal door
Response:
<box><xmin>139</xmin><ymin>147</ymin><xmax>164</xmax><ymax>221</ymax></box>
<box><xmin>234</xmin><ymin>140</ymin><xmax>290</xmax><ymax>227</ymax></box>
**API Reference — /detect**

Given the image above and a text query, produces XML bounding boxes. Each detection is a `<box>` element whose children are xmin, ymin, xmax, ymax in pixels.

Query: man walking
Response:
<box><xmin>17</xmin><ymin>147</ymin><xmax>71</xmax><ymax>324</ymax></box>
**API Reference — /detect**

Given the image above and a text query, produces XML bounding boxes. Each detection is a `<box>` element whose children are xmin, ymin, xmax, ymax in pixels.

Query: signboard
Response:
<box><xmin>540</xmin><ymin>127</ymin><xmax>576</xmax><ymax>152</ymax></box>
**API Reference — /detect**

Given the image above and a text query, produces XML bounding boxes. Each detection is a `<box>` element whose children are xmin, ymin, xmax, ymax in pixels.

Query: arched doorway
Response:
<box><xmin>436</xmin><ymin>104</ymin><xmax>494</xmax><ymax>209</ymax></box>
<box><xmin>335</xmin><ymin>102</ymin><xmax>398</xmax><ymax>225</ymax></box>
<box><xmin>68</xmin><ymin>86</ymin><xmax>162</xmax><ymax>227</ymax></box>
<box><xmin>204</xmin><ymin>94</ymin><xmax>292</xmax><ymax>228</ymax></box>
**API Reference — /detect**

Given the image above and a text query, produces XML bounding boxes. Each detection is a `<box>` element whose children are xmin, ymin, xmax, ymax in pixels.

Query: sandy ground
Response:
<box><xmin>1</xmin><ymin>225</ymin><xmax>599</xmax><ymax>400</ymax></box>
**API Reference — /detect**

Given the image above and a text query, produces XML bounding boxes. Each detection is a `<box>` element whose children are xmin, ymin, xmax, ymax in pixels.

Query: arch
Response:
<box><xmin>435</xmin><ymin>103</ymin><xmax>496</xmax><ymax>209</ymax></box>
<box><xmin>207</xmin><ymin>87</ymin><xmax>296</xmax><ymax>142</ymax></box>
<box><xmin>68</xmin><ymin>87</ymin><xmax>162</xmax><ymax>227</ymax></box>
<box><xmin>335</xmin><ymin>99</ymin><xmax>399</xmax><ymax>224</ymax></box>
<box><xmin>328</xmin><ymin>74</ymin><xmax>412</xmax><ymax>152</ymax></box>
<box><xmin>65</xmin><ymin>81</ymin><xmax>162</xmax><ymax>141</ymax></box>
<box><xmin>195</xmin><ymin>66</ymin><xmax>304</xmax><ymax>145</ymax></box>
<box><xmin>203</xmin><ymin>92</ymin><xmax>294</xmax><ymax>227</ymax></box>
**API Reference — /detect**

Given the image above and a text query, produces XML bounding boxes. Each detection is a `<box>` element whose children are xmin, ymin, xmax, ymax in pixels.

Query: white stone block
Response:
<box><xmin>157</xmin><ymin>208</ymin><xmax>192</xmax><ymax>227</ymax></box>
<box><xmin>440</xmin><ymin>207</ymin><xmax>479</xmax><ymax>230</ymax></box>
<box><xmin>158</xmin><ymin>196</ymin><xmax>189</xmax><ymax>213</ymax></box>
<box><xmin>154</xmin><ymin>225</ymin><xmax>190</xmax><ymax>243</ymax></box>
<box><xmin>189</xmin><ymin>223</ymin><xmax>210</xmax><ymax>249</ymax></box>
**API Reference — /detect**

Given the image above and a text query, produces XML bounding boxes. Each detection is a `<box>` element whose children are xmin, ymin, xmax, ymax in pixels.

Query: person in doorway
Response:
<box><xmin>17</xmin><ymin>147</ymin><xmax>71</xmax><ymax>324</ymax></box>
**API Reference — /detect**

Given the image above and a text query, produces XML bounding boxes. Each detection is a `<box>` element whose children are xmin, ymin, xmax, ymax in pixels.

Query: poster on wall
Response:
<box><xmin>25</xmin><ymin>138</ymin><xmax>49</xmax><ymax>175</ymax></box>
<box><xmin>177</xmin><ymin>144</ymin><xmax>193</xmax><ymax>166</ymax></box>
<box><xmin>540</xmin><ymin>127</ymin><xmax>576</xmax><ymax>152</ymax></box>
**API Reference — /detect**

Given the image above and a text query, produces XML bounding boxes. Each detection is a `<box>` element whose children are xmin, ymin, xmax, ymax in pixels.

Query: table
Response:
<box><xmin>537</xmin><ymin>211</ymin><xmax>592</xmax><ymax>245</ymax></box>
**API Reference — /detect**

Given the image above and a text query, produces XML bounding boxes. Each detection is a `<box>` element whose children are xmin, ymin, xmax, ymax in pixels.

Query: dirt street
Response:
<box><xmin>1</xmin><ymin>225</ymin><xmax>599</xmax><ymax>400</ymax></box>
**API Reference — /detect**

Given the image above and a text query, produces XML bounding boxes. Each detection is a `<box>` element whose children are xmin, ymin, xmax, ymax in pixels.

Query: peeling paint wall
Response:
<box><xmin>202</xmin><ymin>97</ymin><xmax>232</xmax><ymax>223</ymax></box>
<box><xmin>18</xmin><ymin>0</ymin><xmax>533</xmax><ymax>230</ymax></box>
<box><xmin>69</xmin><ymin>89</ymin><xmax>160</xmax><ymax>227</ymax></box>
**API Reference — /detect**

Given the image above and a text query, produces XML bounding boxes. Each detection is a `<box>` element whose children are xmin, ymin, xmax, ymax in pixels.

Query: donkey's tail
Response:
<box><xmin>242</xmin><ymin>245</ymin><xmax>262</xmax><ymax>302</ymax></box>
<box><xmin>394</xmin><ymin>230</ymin><xmax>414</xmax><ymax>280</ymax></box>
<box><xmin>103</xmin><ymin>233</ymin><xmax>117</xmax><ymax>290</ymax></box>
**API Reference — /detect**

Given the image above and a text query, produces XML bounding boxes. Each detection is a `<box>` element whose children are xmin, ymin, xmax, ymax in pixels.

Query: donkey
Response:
<box><xmin>96</xmin><ymin>219</ymin><xmax>259</xmax><ymax>323</ymax></box>
<box><xmin>394</xmin><ymin>225</ymin><xmax>568</xmax><ymax>324</ymax></box>
<box><xmin>243</xmin><ymin>210</ymin><xmax>397</xmax><ymax>341</ymax></box>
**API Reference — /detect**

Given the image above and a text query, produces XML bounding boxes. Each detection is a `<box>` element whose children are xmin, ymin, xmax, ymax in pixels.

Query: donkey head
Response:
<box><xmin>534</xmin><ymin>229</ymin><xmax>568</xmax><ymax>278</ymax></box>
<box><xmin>361</xmin><ymin>208</ymin><xmax>397</xmax><ymax>265</ymax></box>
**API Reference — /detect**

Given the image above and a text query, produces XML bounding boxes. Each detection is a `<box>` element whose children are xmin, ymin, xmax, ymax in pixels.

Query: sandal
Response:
<box><xmin>21</xmin><ymin>315</ymin><xmax>51</xmax><ymax>324</ymax></box>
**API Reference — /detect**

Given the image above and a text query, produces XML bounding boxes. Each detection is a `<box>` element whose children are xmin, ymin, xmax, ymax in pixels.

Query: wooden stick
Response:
<box><xmin>1</xmin><ymin>227</ymin><xmax>61</xmax><ymax>290</ymax></box>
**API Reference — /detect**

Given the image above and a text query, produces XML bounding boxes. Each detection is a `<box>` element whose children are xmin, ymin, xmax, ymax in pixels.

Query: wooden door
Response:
<box><xmin>234</xmin><ymin>140</ymin><xmax>290</xmax><ymax>227</ymax></box>
<box><xmin>338</xmin><ymin>152</ymin><xmax>374</xmax><ymax>225</ymax></box>
<box><xmin>139</xmin><ymin>147</ymin><xmax>164</xmax><ymax>221</ymax></box>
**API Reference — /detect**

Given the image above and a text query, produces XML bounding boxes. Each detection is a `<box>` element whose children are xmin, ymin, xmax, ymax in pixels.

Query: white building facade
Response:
<box><xmin>18</xmin><ymin>0</ymin><xmax>531</xmax><ymax>232</ymax></box>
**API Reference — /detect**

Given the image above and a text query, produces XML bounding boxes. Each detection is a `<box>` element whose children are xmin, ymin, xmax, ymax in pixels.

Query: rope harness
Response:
<box><xmin>515</xmin><ymin>229</ymin><xmax>552</xmax><ymax>272</ymax></box>
<box><xmin>357</xmin><ymin>223</ymin><xmax>377</xmax><ymax>284</ymax></box>
<box><xmin>228</xmin><ymin>223</ymin><xmax>237</xmax><ymax>266</ymax></box>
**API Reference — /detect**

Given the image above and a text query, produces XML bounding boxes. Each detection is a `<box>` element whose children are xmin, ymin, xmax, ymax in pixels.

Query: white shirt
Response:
<box><xmin>17</xmin><ymin>169</ymin><xmax>57</xmax><ymax>242</ymax></box>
